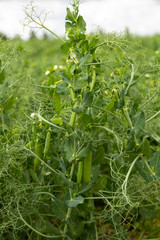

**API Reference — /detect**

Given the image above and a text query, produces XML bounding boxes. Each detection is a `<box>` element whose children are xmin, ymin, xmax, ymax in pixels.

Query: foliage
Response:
<box><xmin>0</xmin><ymin>1</ymin><xmax>160</xmax><ymax>239</ymax></box>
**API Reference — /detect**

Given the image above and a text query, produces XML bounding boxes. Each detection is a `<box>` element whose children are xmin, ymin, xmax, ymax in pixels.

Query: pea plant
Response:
<box><xmin>18</xmin><ymin>1</ymin><xmax>160</xmax><ymax>239</ymax></box>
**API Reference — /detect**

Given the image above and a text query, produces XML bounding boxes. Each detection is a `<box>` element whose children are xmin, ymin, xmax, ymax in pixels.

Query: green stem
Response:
<box><xmin>123</xmin><ymin>107</ymin><xmax>139</xmax><ymax>146</ymax></box>
<box><xmin>63</xmin><ymin>138</ymin><xmax>76</xmax><ymax>237</ymax></box>
<box><xmin>41</xmin><ymin>24</ymin><xmax>65</xmax><ymax>43</ymax></box>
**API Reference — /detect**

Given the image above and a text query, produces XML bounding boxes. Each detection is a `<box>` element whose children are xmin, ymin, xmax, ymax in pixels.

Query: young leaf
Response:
<box><xmin>66</xmin><ymin>195</ymin><xmax>84</xmax><ymax>208</ymax></box>
<box><xmin>77</xmin><ymin>15</ymin><xmax>86</xmax><ymax>33</ymax></box>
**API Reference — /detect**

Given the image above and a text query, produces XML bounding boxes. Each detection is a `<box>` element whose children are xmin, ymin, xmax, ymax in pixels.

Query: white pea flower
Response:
<box><xmin>59</xmin><ymin>65</ymin><xmax>64</xmax><ymax>70</ymax></box>
<box><xmin>45</xmin><ymin>70</ymin><xmax>50</xmax><ymax>76</ymax></box>
<box><xmin>53</xmin><ymin>65</ymin><xmax>58</xmax><ymax>70</ymax></box>
<box><xmin>70</xmin><ymin>51</ymin><xmax>76</xmax><ymax>60</ymax></box>
<box><xmin>31</xmin><ymin>113</ymin><xmax>36</xmax><ymax>119</ymax></box>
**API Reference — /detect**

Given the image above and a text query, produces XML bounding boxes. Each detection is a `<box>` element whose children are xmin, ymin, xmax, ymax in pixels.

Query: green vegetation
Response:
<box><xmin>0</xmin><ymin>1</ymin><xmax>160</xmax><ymax>239</ymax></box>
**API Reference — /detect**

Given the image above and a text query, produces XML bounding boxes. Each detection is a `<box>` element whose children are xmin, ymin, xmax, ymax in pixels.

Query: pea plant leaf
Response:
<box><xmin>133</xmin><ymin>111</ymin><xmax>145</xmax><ymax>132</ymax></box>
<box><xmin>82</xmin><ymin>91</ymin><xmax>93</xmax><ymax>108</ymax></box>
<box><xmin>66</xmin><ymin>195</ymin><xmax>84</xmax><ymax>208</ymax></box>
<box><xmin>76</xmin><ymin>143</ymin><xmax>90</xmax><ymax>160</ymax></box>
<box><xmin>135</xmin><ymin>160</ymin><xmax>155</xmax><ymax>183</ymax></box>
<box><xmin>150</xmin><ymin>150</ymin><xmax>160</xmax><ymax>179</ymax></box>
<box><xmin>51</xmin><ymin>196</ymin><xmax>67</xmax><ymax>220</ymax></box>
<box><xmin>77</xmin><ymin>15</ymin><xmax>86</xmax><ymax>33</ymax></box>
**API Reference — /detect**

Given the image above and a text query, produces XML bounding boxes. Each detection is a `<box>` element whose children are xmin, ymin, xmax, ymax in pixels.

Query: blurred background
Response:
<box><xmin>0</xmin><ymin>0</ymin><xmax>160</xmax><ymax>39</ymax></box>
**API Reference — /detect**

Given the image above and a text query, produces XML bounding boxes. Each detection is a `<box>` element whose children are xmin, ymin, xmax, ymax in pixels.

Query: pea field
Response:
<box><xmin>0</xmin><ymin>1</ymin><xmax>160</xmax><ymax>239</ymax></box>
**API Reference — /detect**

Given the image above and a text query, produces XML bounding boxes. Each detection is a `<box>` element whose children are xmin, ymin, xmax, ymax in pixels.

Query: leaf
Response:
<box><xmin>66</xmin><ymin>195</ymin><xmax>84</xmax><ymax>208</ymax></box>
<box><xmin>142</xmin><ymin>138</ymin><xmax>151</xmax><ymax>159</ymax></box>
<box><xmin>44</xmin><ymin>220</ymin><xmax>62</xmax><ymax>235</ymax></box>
<box><xmin>93</xmin><ymin>146</ymin><xmax>105</xmax><ymax>165</ymax></box>
<box><xmin>76</xmin><ymin>143</ymin><xmax>90</xmax><ymax>160</ymax></box>
<box><xmin>66</xmin><ymin>8</ymin><xmax>75</xmax><ymax>21</ymax></box>
<box><xmin>52</xmin><ymin>196</ymin><xmax>67</xmax><ymax>220</ymax></box>
<box><xmin>82</xmin><ymin>92</ymin><xmax>93</xmax><ymax>108</ymax></box>
<box><xmin>135</xmin><ymin>160</ymin><xmax>155</xmax><ymax>183</ymax></box>
<box><xmin>72</xmin><ymin>106</ymin><xmax>84</xmax><ymax>114</ymax></box>
<box><xmin>61</xmin><ymin>41</ymin><xmax>71</xmax><ymax>54</ymax></box>
<box><xmin>93</xmin><ymin>175</ymin><xmax>107</xmax><ymax>191</ymax></box>
<box><xmin>30</xmin><ymin>169</ymin><xmax>41</xmax><ymax>184</ymax></box>
<box><xmin>50</xmin><ymin>117</ymin><xmax>63</xmax><ymax>126</ymax></box>
<box><xmin>77</xmin><ymin>15</ymin><xmax>86</xmax><ymax>33</ymax></box>
<box><xmin>2</xmin><ymin>95</ymin><xmax>15</xmax><ymax>112</ymax></box>
<box><xmin>58</xmin><ymin>171</ymin><xmax>76</xmax><ymax>188</ymax></box>
<box><xmin>64</xmin><ymin>138</ymin><xmax>74</xmax><ymax>162</ymax></box>
<box><xmin>79</xmin><ymin>53</ymin><xmax>90</xmax><ymax>68</ymax></box>
<box><xmin>0</xmin><ymin>59</ymin><xmax>5</xmax><ymax>84</ymax></box>
<box><xmin>133</xmin><ymin>111</ymin><xmax>145</xmax><ymax>132</ymax></box>
<box><xmin>77</xmin><ymin>182</ymin><xmax>92</xmax><ymax>195</ymax></box>
<box><xmin>150</xmin><ymin>150</ymin><xmax>160</xmax><ymax>178</ymax></box>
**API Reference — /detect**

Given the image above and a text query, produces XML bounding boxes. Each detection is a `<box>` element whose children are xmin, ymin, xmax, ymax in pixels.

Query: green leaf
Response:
<box><xmin>77</xmin><ymin>15</ymin><xmax>86</xmax><ymax>33</ymax></box>
<box><xmin>76</xmin><ymin>143</ymin><xmax>90</xmax><ymax>160</ymax></box>
<box><xmin>30</xmin><ymin>169</ymin><xmax>41</xmax><ymax>184</ymax></box>
<box><xmin>133</xmin><ymin>111</ymin><xmax>145</xmax><ymax>132</ymax></box>
<box><xmin>72</xmin><ymin>106</ymin><xmax>83</xmax><ymax>114</ymax></box>
<box><xmin>135</xmin><ymin>160</ymin><xmax>155</xmax><ymax>183</ymax></box>
<box><xmin>93</xmin><ymin>175</ymin><xmax>107</xmax><ymax>191</ymax></box>
<box><xmin>64</xmin><ymin>138</ymin><xmax>74</xmax><ymax>162</ymax></box>
<box><xmin>66</xmin><ymin>8</ymin><xmax>74</xmax><ymax>21</ymax></box>
<box><xmin>44</xmin><ymin>220</ymin><xmax>62</xmax><ymax>235</ymax></box>
<box><xmin>79</xmin><ymin>53</ymin><xmax>90</xmax><ymax>68</ymax></box>
<box><xmin>77</xmin><ymin>182</ymin><xmax>92</xmax><ymax>195</ymax></box>
<box><xmin>52</xmin><ymin>196</ymin><xmax>67</xmax><ymax>220</ymax></box>
<box><xmin>142</xmin><ymin>138</ymin><xmax>151</xmax><ymax>159</ymax></box>
<box><xmin>61</xmin><ymin>41</ymin><xmax>71</xmax><ymax>54</ymax></box>
<box><xmin>50</xmin><ymin>117</ymin><xmax>63</xmax><ymax>126</ymax></box>
<box><xmin>150</xmin><ymin>150</ymin><xmax>160</xmax><ymax>178</ymax></box>
<box><xmin>58</xmin><ymin>171</ymin><xmax>76</xmax><ymax>188</ymax></box>
<box><xmin>0</xmin><ymin>59</ymin><xmax>5</xmax><ymax>84</ymax></box>
<box><xmin>82</xmin><ymin>92</ymin><xmax>93</xmax><ymax>108</ymax></box>
<box><xmin>66</xmin><ymin>195</ymin><xmax>84</xmax><ymax>208</ymax></box>
<box><xmin>2</xmin><ymin>95</ymin><xmax>15</xmax><ymax>112</ymax></box>
<box><xmin>93</xmin><ymin>146</ymin><xmax>105</xmax><ymax>165</ymax></box>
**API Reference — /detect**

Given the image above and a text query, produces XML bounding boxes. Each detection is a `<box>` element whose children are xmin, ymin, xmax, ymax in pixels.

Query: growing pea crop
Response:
<box><xmin>0</xmin><ymin>0</ymin><xmax>160</xmax><ymax>239</ymax></box>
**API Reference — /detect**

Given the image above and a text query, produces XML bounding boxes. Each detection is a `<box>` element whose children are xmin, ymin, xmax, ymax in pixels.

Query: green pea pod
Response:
<box><xmin>83</xmin><ymin>150</ymin><xmax>92</xmax><ymax>183</ymax></box>
<box><xmin>26</xmin><ymin>140</ymin><xmax>34</xmax><ymax>150</ymax></box>
<box><xmin>34</xmin><ymin>138</ymin><xmax>43</xmax><ymax>170</ymax></box>
<box><xmin>90</xmin><ymin>69</ymin><xmax>96</xmax><ymax>92</ymax></box>
<box><xmin>44</xmin><ymin>130</ymin><xmax>51</xmax><ymax>157</ymax></box>
<box><xmin>53</xmin><ymin>90</ymin><xmax>61</xmax><ymax>115</ymax></box>
<box><xmin>77</xmin><ymin>161</ymin><xmax>83</xmax><ymax>184</ymax></box>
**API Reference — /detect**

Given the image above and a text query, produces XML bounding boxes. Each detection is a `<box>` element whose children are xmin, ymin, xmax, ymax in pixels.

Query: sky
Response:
<box><xmin>0</xmin><ymin>0</ymin><xmax>160</xmax><ymax>39</ymax></box>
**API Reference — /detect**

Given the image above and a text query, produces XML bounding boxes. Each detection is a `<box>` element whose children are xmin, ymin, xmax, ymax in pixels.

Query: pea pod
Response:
<box><xmin>77</xmin><ymin>161</ymin><xmax>83</xmax><ymax>184</ymax></box>
<box><xmin>53</xmin><ymin>90</ymin><xmax>61</xmax><ymax>115</ymax></box>
<box><xmin>34</xmin><ymin>138</ymin><xmax>43</xmax><ymax>170</ymax></box>
<box><xmin>83</xmin><ymin>150</ymin><xmax>92</xmax><ymax>183</ymax></box>
<box><xmin>44</xmin><ymin>129</ymin><xmax>51</xmax><ymax>157</ymax></box>
<box><xmin>90</xmin><ymin>69</ymin><xmax>96</xmax><ymax>92</ymax></box>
